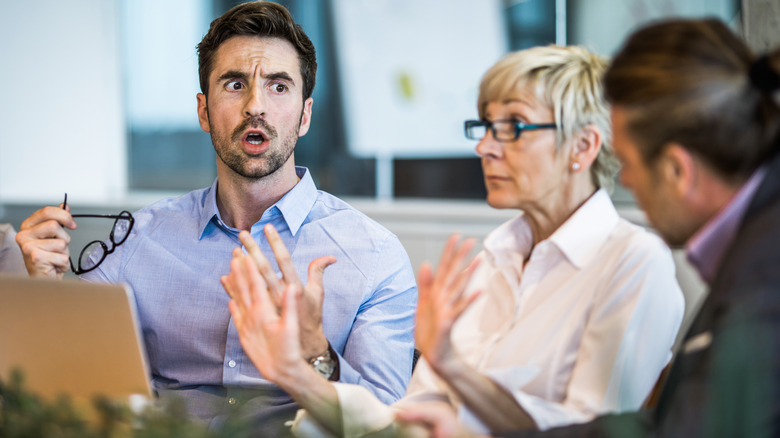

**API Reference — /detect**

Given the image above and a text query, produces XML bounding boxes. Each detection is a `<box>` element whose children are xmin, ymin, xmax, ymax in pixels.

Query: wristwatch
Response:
<box><xmin>308</xmin><ymin>343</ymin><xmax>339</xmax><ymax>381</ymax></box>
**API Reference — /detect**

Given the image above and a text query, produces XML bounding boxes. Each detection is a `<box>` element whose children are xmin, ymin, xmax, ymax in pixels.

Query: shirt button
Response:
<box><xmin>228</xmin><ymin>360</ymin><xmax>236</xmax><ymax>368</ymax></box>
<box><xmin>228</xmin><ymin>397</ymin><xmax>237</xmax><ymax>405</ymax></box>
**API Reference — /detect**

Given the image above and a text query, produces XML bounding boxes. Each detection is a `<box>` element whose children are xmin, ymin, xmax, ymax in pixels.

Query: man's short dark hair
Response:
<box><xmin>197</xmin><ymin>1</ymin><xmax>317</xmax><ymax>101</ymax></box>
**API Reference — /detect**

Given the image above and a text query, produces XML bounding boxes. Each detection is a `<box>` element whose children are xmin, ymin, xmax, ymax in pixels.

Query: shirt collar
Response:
<box><xmin>484</xmin><ymin>189</ymin><xmax>619</xmax><ymax>270</ymax></box>
<box><xmin>198</xmin><ymin>166</ymin><xmax>318</xmax><ymax>238</ymax></box>
<box><xmin>483</xmin><ymin>213</ymin><xmax>535</xmax><ymax>269</ymax></box>
<box><xmin>276</xmin><ymin>166</ymin><xmax>318</xmax><ymax>235</ymax></box>
<box><xmin>548</xmin><ymin>189</ymin><xmax>619</xmax><ymax>269</ymax></box>
<box><xmin>199</xmin><ymin>178</ymin><xmax>222</xmax><ymax>238</ymax></box>
<box><xmin>686</xmin><ymin>166</ymin><xmax>767</xmax><ymax>285</ymax></box>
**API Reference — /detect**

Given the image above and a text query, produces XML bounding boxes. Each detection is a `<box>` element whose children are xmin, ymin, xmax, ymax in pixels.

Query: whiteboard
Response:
<box><xmin>331</xmin><ymin>0</ymin><xmax>508</xmax><ymax>158</ymax></box>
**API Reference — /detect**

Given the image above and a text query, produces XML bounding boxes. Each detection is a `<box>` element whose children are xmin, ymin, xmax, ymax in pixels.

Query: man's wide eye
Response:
<box><xmin>272</xmin><ymin>83</ymin><xmax>287</xmax><ymax>93</ymax></box>
<box><xmin>226</xmin><ymin>80</ymin><xmax>244</xmax><ymax>90</ymax></box>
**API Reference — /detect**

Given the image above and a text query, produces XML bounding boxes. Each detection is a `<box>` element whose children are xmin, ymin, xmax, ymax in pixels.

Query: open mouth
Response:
<box><xmin>245</xmin><ymin>132</ymin><xmax>266</xmax><ymax>145</ymax></box>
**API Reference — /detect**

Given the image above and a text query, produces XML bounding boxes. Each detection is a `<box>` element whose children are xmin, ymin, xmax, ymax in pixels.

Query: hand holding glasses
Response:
<box><xmin>464</xmin><ymin>119</ymin><xmax>557</xmax><ymax>142</ymax></box>
<box><xmin>62</xmin><ymin>193</ymin><xmax>135</xmax><ymax>275</ymax></box>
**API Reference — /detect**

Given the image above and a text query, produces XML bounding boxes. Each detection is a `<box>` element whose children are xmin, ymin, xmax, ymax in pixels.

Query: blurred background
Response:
<box><xmin>0</xmin><ymin>0</ymin><xmax>769</xmax><ymax>321</ymax></box>
<box><xmin>0</xmin><ymin>0</ymin><xmax>741</xmax><ymax>205</ymax></box>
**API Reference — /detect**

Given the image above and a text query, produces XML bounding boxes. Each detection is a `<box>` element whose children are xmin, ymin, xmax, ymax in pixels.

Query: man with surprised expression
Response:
<box><xmin>199</xmin><ymin>35</ymin><xmax>311</xmax><ymax>201</ymax></box>
<box><xmin>15</xmin><ymin>2</ymin><xmax>417</xmax><ymax>435</ymax></box>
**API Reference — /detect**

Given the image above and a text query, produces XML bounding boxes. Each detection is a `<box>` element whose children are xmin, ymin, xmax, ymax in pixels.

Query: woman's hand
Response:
<box><xmin>415</xmin><ymin>234</ymin><xmax>481</xmax><ymax>373</ymax></box>
<box><xmin>222</xmin><ymin>255</ymin><xmax>305</xmax><ymax>383</ymax></box>
<box><xmin>235</xmin><ymin>225</ymin><xmax>336</xmax><ymax>360</ymax></box>
<box><xmin>222</xmin><ymin>255</ymin><xmax>346</xmax><ymax>436</ymax></box>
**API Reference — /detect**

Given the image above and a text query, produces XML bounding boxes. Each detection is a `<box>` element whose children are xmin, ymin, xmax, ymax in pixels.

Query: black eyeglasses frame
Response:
<box><xmin>61</xmin><ymin>193</ymin><xmax>135</xmax><ymax>275</ymax></box>
<box><xmin>464</xmin><ymin>119</ymin><xmax>557</xmax><ymax>142</ymax></box>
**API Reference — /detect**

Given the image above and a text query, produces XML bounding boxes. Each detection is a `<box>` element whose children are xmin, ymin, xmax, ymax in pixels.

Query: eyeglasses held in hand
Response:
<box><xmin>62</xmin><ymin>193</ymin><xmax>135</xmax><ymax>275</ymax></box>
<box><xmin>464</xmin><ymin>119</ymin><xmax>557</xmax><ymax>142</ymax></box>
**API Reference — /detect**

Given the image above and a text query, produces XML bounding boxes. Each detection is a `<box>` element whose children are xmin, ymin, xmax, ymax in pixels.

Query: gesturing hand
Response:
<box><xmin>415</xmin><ymin>234</ymin><xmax>481</xmax><ymax>373</ymax></box>
<box><xmin>222</xmin><ymin>255</ymin><xmax>304</xmax><ymax>383</ymax></box>
<box><xmin>234</xmin><ymin>224</ymin><xmax>336</xmax><ymax>359</ymax></box>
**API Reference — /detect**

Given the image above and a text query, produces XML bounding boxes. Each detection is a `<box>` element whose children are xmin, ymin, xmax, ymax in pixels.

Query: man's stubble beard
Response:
<box><xmin>209</xmin><ymin>110</ymin><xmax>302</xmax><ymax>180</ymax></box>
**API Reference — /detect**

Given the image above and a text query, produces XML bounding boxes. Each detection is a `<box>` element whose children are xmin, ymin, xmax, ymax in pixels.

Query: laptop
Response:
<box><xmin>0</xmin><ymin>274</ymin><xmax>152</xmax><ymax>402</ymax></box>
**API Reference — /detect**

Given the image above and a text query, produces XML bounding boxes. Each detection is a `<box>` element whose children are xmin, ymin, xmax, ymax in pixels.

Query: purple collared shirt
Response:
<box><xmin>686</xmin><ymin>167</ymin><xmax>767</xmax><ymax>284</ymax></box>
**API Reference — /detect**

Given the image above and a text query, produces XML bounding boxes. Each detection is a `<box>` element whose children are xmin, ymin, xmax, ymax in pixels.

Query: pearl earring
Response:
<box><xmin>571</xmin><ymin>162</ymin><xmax>581</xmax><ymax>171</ymax></box>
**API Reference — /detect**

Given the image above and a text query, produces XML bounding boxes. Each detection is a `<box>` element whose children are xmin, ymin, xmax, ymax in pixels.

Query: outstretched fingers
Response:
<box><xmin>238</xmin><ymin>230</ymin><xmax>285</xmax><ymax>306</ymax></box>
<box><xmin>281</xmin><ymin>283</ymin><xmax>301</xmax><ymax>340</ymax></box>
<box><xmin>444</xmin><ymin>238</ymin><xmax>477</xmax><ymax>302</ymax></box>
<box><xmin>242</xmin><ymin>255</ymin><xmax>278</xmax><ymax>319</ymax></box>
<box><xmin>417</xmin><ymin>261</ymin><xmax>434</xmax><ymax>295</ymax></box>
<box><xmin>222</xmin><ymin>254</ymin><xmax>275</xmax><ymax>329</ymax></box>
<box><xmin>263</xmin><ymin>224</ymin><xmax>301</xmax><ymax>287</ymax></box>
<box><xmin>430</xmin><ymin>235</ymin><xmax>477</xmax><ymax>306</ymax></box>
<box><xmin>432</xmin><ymin>234</ymin><xmax>461</xmax><ymax>289</ymax></box>
<box><xmin>448</xmin><ymin>255</ymin><xmax>481</xmax><ymax>309</ymax></box>
<box><xmin>222</xmin><ymin>256</ymin><xmax>250</xmax><ymax>313</ymax></box>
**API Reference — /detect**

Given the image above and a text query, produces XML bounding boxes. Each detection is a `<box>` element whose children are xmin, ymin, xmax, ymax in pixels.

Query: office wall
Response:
<box><xmin>0</xmin><ymin>0</ymin><xmax>126</xmax><ymax>204</ymax></box>
<box><xmin>743</xmin><ymin>0</ymin><xmax>780</xmax><ymax>51</ymax></box>
<box><xmin>569</xmin><ymin>0</ymin><xmax>739</xmax><ymax>55</ymax></box>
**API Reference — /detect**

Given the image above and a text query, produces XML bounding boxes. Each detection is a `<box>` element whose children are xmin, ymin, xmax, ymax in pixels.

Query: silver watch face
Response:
<box><xmin>311</xmin><ymin>355</ymin><xmax>336</xmax><ymax>378</ymax></box>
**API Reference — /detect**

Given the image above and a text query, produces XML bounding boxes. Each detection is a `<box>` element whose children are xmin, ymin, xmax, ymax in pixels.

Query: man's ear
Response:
<box><xmin>298</xmin><ymin>97</ymin><xmax>314</xmax><ymax>137</ymax></box>
<box><xmin>658</xmin><ymin>143</ymin><xmax>697</xmax><ymax>197</ymax></box>
<box><xmin>569</xmin><ymin>124</ymin><xmax>602</xmax><ymax>170</ymax></box>
<box><xmin>197</xmin><ymin>93</ymin><xmax>210</xmax><ymax>133</ymax></box>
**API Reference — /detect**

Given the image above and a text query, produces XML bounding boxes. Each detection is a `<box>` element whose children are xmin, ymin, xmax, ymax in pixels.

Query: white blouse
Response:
<box><xmin>404</xmin><ymin>189</ymin><xmax>685</xmax><ymax>432</ymax></box>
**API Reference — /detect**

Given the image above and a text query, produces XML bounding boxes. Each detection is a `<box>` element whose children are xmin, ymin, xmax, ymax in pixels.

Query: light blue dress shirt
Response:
<box><xmin>82</xmin><ymin>167</ymin><xmax>417</xmax><ymax>428</ymax></box>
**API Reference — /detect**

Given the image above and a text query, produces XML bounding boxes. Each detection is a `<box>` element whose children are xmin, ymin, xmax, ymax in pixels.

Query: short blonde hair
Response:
<box><xmin>478</xmin><ymin>45</ymin><xmax>620</xmax><ymax>192</ymax></box>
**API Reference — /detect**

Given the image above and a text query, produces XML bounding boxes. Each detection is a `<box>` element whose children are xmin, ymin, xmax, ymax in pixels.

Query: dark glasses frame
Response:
<box><xmin>62</xmin><ymin>193</ymin><xmax>135</xmax><ymax>275</ymax></box>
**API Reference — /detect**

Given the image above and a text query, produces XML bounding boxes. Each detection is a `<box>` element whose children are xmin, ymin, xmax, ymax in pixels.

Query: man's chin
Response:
<box><xmin>234</xmin><ymin>166</ymin><xmax>276</xmax><ymax>180</ymax></box>
<box><xmin>653</xmin><ymin>226</ymin><xmax>691</xmax><ymax>249</ymax></box>
<box><xmin>219</xmin><ymin>155</ymin><xmax>279</xmax><ymax>180</ymax></box>
<box><xmin>661</xmin><ymin>238</ymin><xmax>687</xmax><ymax>250</ymax></box>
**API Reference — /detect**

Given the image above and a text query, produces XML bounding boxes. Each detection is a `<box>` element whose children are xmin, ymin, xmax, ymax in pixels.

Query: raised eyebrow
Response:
<box><xmin>216</xmin><ymin>70</ymin><xmax>248</xmax><ymax>83</ymax></box>
<box><xmin>265</xmin><ymin>71</ymin><xmax>295</xmax><ymax>85</ymax></box>
<box><xmin>215</xmin><ymin>70</ymin><xmax>295</xmax><ymax>85</ymax></box>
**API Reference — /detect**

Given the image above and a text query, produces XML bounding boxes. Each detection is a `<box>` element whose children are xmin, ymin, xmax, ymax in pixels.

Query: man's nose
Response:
<box><xmin>243</xmin><ymin>84</ymin><xmax>266</xmax><ymax>118</ymax></box>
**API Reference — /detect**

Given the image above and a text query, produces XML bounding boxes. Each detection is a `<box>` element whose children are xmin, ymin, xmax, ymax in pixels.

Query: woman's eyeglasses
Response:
<box><xmin>62</xmin><ymin>193</ymin><xmax>135</xmax><ymax>275</ymax></box>
<box><xmin>464</xmin><ymin>119</ymin><xmax>557</xmax><ymax>142</ymax></box>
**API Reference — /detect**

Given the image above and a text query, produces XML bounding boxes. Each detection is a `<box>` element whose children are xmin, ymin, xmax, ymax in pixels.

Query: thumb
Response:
<box><xmin>307</xmin><ymin>255</ymin><xmax>337</xmax><ymax>287</ymax></box>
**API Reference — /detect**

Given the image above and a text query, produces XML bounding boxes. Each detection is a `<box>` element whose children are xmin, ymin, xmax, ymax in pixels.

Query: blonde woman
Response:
<box><xmin>222</xmin><ymin>45</ymin><xmax>684</xmax><ymax>437</ymax></box>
